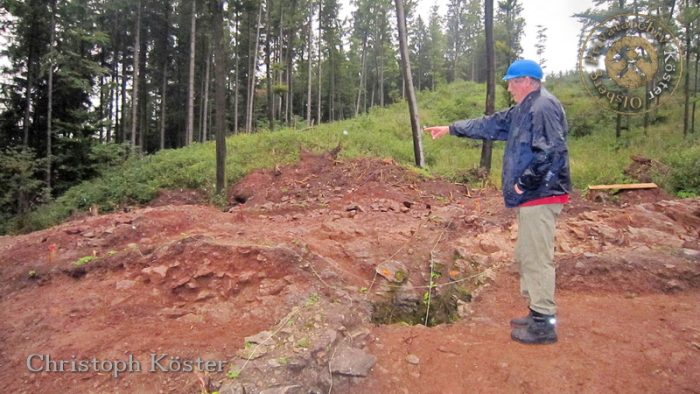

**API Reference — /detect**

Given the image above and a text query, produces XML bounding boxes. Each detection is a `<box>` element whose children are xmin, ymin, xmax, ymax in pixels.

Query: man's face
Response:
<box><xmin>507</xmin><ymin>77</ymin><xmax>532</xmax><ymax>104</ymax></box>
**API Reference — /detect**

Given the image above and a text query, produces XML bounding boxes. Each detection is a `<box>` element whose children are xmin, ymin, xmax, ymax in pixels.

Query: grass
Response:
<box><xmin>73</xmin><ymin>255</ymin><xmax>96</xmax><ymax>267</ymax></box>
<box><xmin>7</xmin><ymin>78</ymin><xmax>699</xmax><ymax>234</ymax></box>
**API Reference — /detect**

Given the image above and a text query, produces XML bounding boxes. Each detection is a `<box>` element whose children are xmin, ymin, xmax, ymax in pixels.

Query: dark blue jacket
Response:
<box><xmin>449</xmin><ymin>87</ymin><xmax>571</xmax><ymax>208</ymax></box>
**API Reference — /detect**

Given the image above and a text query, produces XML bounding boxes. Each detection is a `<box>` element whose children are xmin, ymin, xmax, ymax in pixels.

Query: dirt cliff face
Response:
<box><xmin>1</xmin><ymin>153</ymin><xmax>699</xmax><ymax>393</ymax></box>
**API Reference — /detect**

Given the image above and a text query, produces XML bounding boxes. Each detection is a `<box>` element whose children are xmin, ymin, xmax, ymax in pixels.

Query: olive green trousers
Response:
<box><xmin>515</xmin><ymin>203</ymin><xmax>563</xmax><ymax>316</ymax></box>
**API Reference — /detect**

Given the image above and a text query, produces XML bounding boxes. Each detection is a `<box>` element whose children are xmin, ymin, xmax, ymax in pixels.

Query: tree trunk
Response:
<box><xmin>98</xmin><ymin>53</ymin><xmax>105</xmax><ymax>143</ymax></box>
<box><xmin>202</xmin><ymin>43</ymin><xmax>211</xmax><ymax>141</ymax></box>
<box><xmin>395</xmin><ymin>0</ymin><xmax>424</xmax><ymax>168</ymax></box>
<box><xmin>107</xmin><ymin>69</ymin><xmax>114</xmax><ymax>143</ymax></box>
<box><xmin>46</xmin><ymin>0</ymin><xmax>57</xmax><ymax>191</ymax></box>
<box><xmin>211</xmin><ymin>0</ymin><xmax>227</xmax><ymax>194</ymax></box>
<box><xmin>329</xmin><ymin>49</ymin><xmax>335</xmax><ymax>121</ymax></box>
<box><xmin>379</xmin><ymin>43</ymin><xmax>385</xmax><ymax>107</ymax></box>
<box><xmin>682</xmin><ymin>0</ymin><xmax>691</xmax><ymax>136</ymax></box>
<box><xmin>112</xmin><ymin>58</ymin><xmax>118</xmax><ymax>143</ymax></box>
<box><xmin>110</xmin><ymin>14</ymin><xmax>121</xmax><ymax>144</ymax></box>
<box><xmin>138</xmin><ymin>23</ymin><xmax>147</xmax><ymax>153</ymax></box>
<box><xmin>316</xmin><ymin>0</ymin><xmax>322</xmax><ymax>124</ymax></box>
<box><xmin>355</xmin><ymin>34</ymin><xmax>367</xmax><ymax>117</ymax></box>
<box><xmin>160</xmin><ymin>60</ymin><xmax>167</xmax><ymax>150</ymax></box>
<box><xmin>417</xmin><ymin>40</ymin><xmax>422</xmax><ymax>91</ymax></box>
<box><xmin>276</xmin><ymin>6</ymin><xmax>284</xmax><ymax>123</ymax></box>
<box><xmin>233</xmin><ymin>10</ymin><xmax>240</xmax><ymax>134</ymax></box>
<box><xmin>265</xmin><ymin>3</ymin><xmax>273</xmax><ymax>130</ymax></box>
<box><xmin>306</xmin><ymin>7</ymin><xmax>313</xmax><ymax>126</ymax></box>
<box><xmin>480</xmin><ymin>0</ymin><xmax>495</xmax><ymax>172</ymax></box>
<box><xmin>246</xmin><ymin>0</ymin><xmax>264</xmax><ymax>132</ymax></box>
<box><xmin>186</xmin><ymin>0</ymin><xmax>197</xmax><ymax>144</ymax></box>
<box><xmin>692</xmin><ymin>57</ymin><xmax>699</xmax><ymax>133</ymax></box>
<box><xmin>120</xmin><ymin>55</ymin><xmax>127</xmax><ymax>143</ymax></box>
<box><xmin>22</xmin><ymin>49</ymin><xmax>34</xmax><ymax>147</ymax></box>
<box><xmin>130</xmin><ymin>0</ymin><xmax>141</xmax><ymax>154</ymax></box>
<box><xmin>286</xmin><ymin>42</ymin><xmax>293</xmax><ymax>126</ymax></box>
<box><xmin>286</xmin><ymin>1</ymin><xmax>296</xmax><ymax>127</ymax></box>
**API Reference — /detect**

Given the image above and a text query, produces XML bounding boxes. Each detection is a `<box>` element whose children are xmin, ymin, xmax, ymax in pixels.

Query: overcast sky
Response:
<box><xmin>420</xmin><ymin>0</ymin><xmax>598</xmax><ymax>74</ymax></box>
<box><xmin>340</xmin><ymin>0</ymin><xmax>598</xmax><ymax>75</ymax></box>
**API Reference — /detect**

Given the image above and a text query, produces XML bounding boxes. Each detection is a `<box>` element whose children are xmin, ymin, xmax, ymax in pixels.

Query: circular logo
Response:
<box><xmin>578</xmin><ymin>14</ymin><xmax>683</xmax><ymax>114</ymax></box>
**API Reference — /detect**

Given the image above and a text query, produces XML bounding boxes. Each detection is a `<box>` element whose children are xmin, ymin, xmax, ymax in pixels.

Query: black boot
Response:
<box><xmin>510</xmin><ymin>310</ymin><xmax>533</xmax><ymax>328</ymax></box>
<box><xmin>511</xmin><ymin>312</ymin><xmax>557</xmax><ymax>344</ymax></box>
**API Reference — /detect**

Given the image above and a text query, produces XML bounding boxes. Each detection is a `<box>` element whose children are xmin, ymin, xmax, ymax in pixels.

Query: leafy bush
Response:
<box><xmin>0</xmin><ymin>147</ymin><xmax>47</xmax><ymax>233</ymax></box>
<box><xmin>88</xmin><ymin>142</ymin><xmax>131</xmax><ymax>175</ymax></box>
<box><xmin>664</xmin><ymin>145</ymin><xmax>700</xmax><ymax>197</ymax></box>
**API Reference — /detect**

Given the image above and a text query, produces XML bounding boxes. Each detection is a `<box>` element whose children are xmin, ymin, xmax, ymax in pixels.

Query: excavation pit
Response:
<box><xmin>371</xmin><ymin>284</ymin><xmax>472</xmax><ymax>327</ymax></box>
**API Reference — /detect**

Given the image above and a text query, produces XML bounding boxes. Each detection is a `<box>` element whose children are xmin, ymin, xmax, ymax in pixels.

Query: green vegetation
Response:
<box><xmin>295</xmin><ymin>337</ymin><xmax>310</xmax><ymax>349</ymax></box>
<box><xmin>4</xmin><ymin>79</ymin><xmax>699</xmax><ymax>234</ymax></box>
<box><xmin>226</xmin><ymin>369</ymin><xmax>240</xmax><ymax>380</ymax></box>
<box><xmin>304</xmin><ymin>293</ymin><xmax>320</xmax><ymax>307</ymax></box>
<box><xmin>73</xmin><ymin>255</ymin><xmax>96</xmax><ymax>267</ymax></box>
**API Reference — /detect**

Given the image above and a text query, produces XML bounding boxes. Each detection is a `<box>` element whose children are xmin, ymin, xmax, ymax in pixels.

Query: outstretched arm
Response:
<box><xmin>424</xmin><ymin>108</ymin><xmax>513</xmax><ymax>142</ymax></box>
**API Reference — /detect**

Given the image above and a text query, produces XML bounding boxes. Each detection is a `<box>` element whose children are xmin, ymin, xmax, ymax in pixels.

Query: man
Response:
<box><xmin>424</xmin><ymin>59</ymin><xmax>571</xmax><ymax>345</ymax></box>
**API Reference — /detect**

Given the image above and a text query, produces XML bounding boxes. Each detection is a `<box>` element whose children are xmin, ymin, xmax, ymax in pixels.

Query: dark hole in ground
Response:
<box><xmin>64</xmin><ymin>267</ymin><xmax>86</xmax><ymax>279</ymax></box>
<box><xmin>371</xmin><ymin>285</ymin><xmax>472</xmax><ymax>327</ymax></box>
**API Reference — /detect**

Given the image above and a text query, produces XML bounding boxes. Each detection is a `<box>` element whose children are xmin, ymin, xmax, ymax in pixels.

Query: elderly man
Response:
<box><xmin>424</xmin><ymin>59</ymin><xmax>571</xmax><ymax>345</ymax></box>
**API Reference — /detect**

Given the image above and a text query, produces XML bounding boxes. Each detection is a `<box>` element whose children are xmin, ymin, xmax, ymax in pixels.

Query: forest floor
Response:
<box><xmin>1</xmin><ymin>151</ymin><xmax>699</xmax><ymax>393</ymax></box>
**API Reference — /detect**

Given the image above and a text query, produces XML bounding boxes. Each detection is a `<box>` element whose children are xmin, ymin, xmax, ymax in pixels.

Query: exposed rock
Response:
<box><xmin>680</xmin><ymin>248</ymin><xmax>700</xmax><ymax>260</ymax></box>
<box><xmin>142</xmin><ymin>265</ymin><xmax>170</xmax><ymax>278</ymax></box>
<box><xmin>285</xmin><ymin>356</ymin><xmax>309</xmax><ymax>372</ymax></box>
<box><xmin>259</xmin><ymin>385</ymin><xmax>303</xmax><ymax>394</ymax></box>
<box><xmin>406</xmin><ymin>354</ymin><xmax>420</xmax><ymax>365</ymax></box>
<box><xmin>236</xmin><ymin>345</ymin><xmax>269</xmax><ymax>360</ymax></box>
<box><xmin>311</xmin><ymin>329</ymin><xmax>338</xmax><ymax>356</ymax></box>
<box><xmin>664</xmin><ymin>279</ymin><xmax>685</xmax><ymax>293</ymax></box>
<box><xmin>65</xmin><ymin>227</ymin><xmax>85</xmax><ymax>235</ymax></box>
<box><xmin>329</xmin><ymin>345</ymin><xmax>376</xmax><ymax>377</ymax></box>
<box><xmin>238</xmin><ymin>270</ymin><xmax>256</xmax><ymax>283</ymax></box>
<box><xmin>245</xmin><ymin>330</ymin><xmax>274</xmax><ymax>344</ymax></box>
<box><xmin>259</xmin><ymin>279</ymin><xmax>286</xmax><ymax>296</ymax></box>
<box><xmin>195</xmin><ymin>290</ymin><xmax>215</xmax><ymax>301</ymax></box>
<box><xmin>345</xmin><ymin>204</ymin><xmax>364</xmax><ymax>212</ymax></box>
<box><xmin>115</xmin><ymin>279</ymin><xmax>136</xmax><ymax>290</ymax></box>
<box><xmin>176</xmin><ymin>313</ymin><xmax>204</xmax><ymax>324</ymax></box>
<box><xmin>218</xmin><ymin>382</ymin><xmax>247</xmax><ymax>394</ymax></box>
<box><xmin>375</xmin><ymin>260</ymin><xmax>407</xmax><ymax>283</ymax></box>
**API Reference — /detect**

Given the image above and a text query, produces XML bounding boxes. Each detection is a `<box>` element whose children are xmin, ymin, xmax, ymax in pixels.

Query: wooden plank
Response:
<box><xmin>587</xmin><ymin>183</ymin><xmax>658</xmax><ymax>191</ymax></box>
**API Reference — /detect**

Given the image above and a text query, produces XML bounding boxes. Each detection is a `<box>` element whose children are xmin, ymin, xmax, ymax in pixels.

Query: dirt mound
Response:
<box><xmin>558</xmin><ymin>249</ymin><xmax>700</xmax><ymax>294</ymax></box>
<box><xmin>624</xmin><ymin>154</ymin><xmax>670</xmax><ymax>183</ymax></box>
<box><xmin>586</xmin><ymin>187</ymin><xmax>673</xmax><ymax>206</ymax></box>
<box><xmin>150</xmin><ymin>188</ymin><xmax>208</xmax><ymax>207</ymax></box>
<box><xmin>229</xmin><ymin>149</ymin><xmax>467</xmax><ymax>213</ymax></box>
<box><xmin>1</xmin><ymin>154</ymin><xmax>699</xmax><ymax>393</ymax></box>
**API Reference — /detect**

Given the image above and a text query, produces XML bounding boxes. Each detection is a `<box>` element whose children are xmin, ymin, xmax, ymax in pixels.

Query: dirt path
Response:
<box><xmin>1</xmin><ymin>153</ymin><xmax>698</xmax><ymax>393</ymax></box>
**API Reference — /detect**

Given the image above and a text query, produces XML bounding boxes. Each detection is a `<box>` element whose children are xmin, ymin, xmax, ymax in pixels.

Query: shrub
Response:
<box><xmin>664</xmin><ymin>145</ymin><xmax>700</xmax><ymax>197</ymax></box>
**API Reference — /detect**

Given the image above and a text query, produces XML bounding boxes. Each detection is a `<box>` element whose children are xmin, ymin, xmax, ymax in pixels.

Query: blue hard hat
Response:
<box><xmin>503</xmin><ymin>59</ymin><xmax>543</xmax><ymax>81</ymax></box>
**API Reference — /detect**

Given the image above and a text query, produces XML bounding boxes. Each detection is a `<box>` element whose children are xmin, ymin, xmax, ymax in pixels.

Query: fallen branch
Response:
<box><xmin>587</xmin><ymin>183</ymin><xmax>658</xmax><ymax>191</ymax></box>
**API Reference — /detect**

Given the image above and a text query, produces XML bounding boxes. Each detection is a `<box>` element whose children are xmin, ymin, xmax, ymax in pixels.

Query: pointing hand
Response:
<box><xmin>423</xmin><ymin>126</ymin><xmax>449</xmax><ymax>140</ymax></box>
